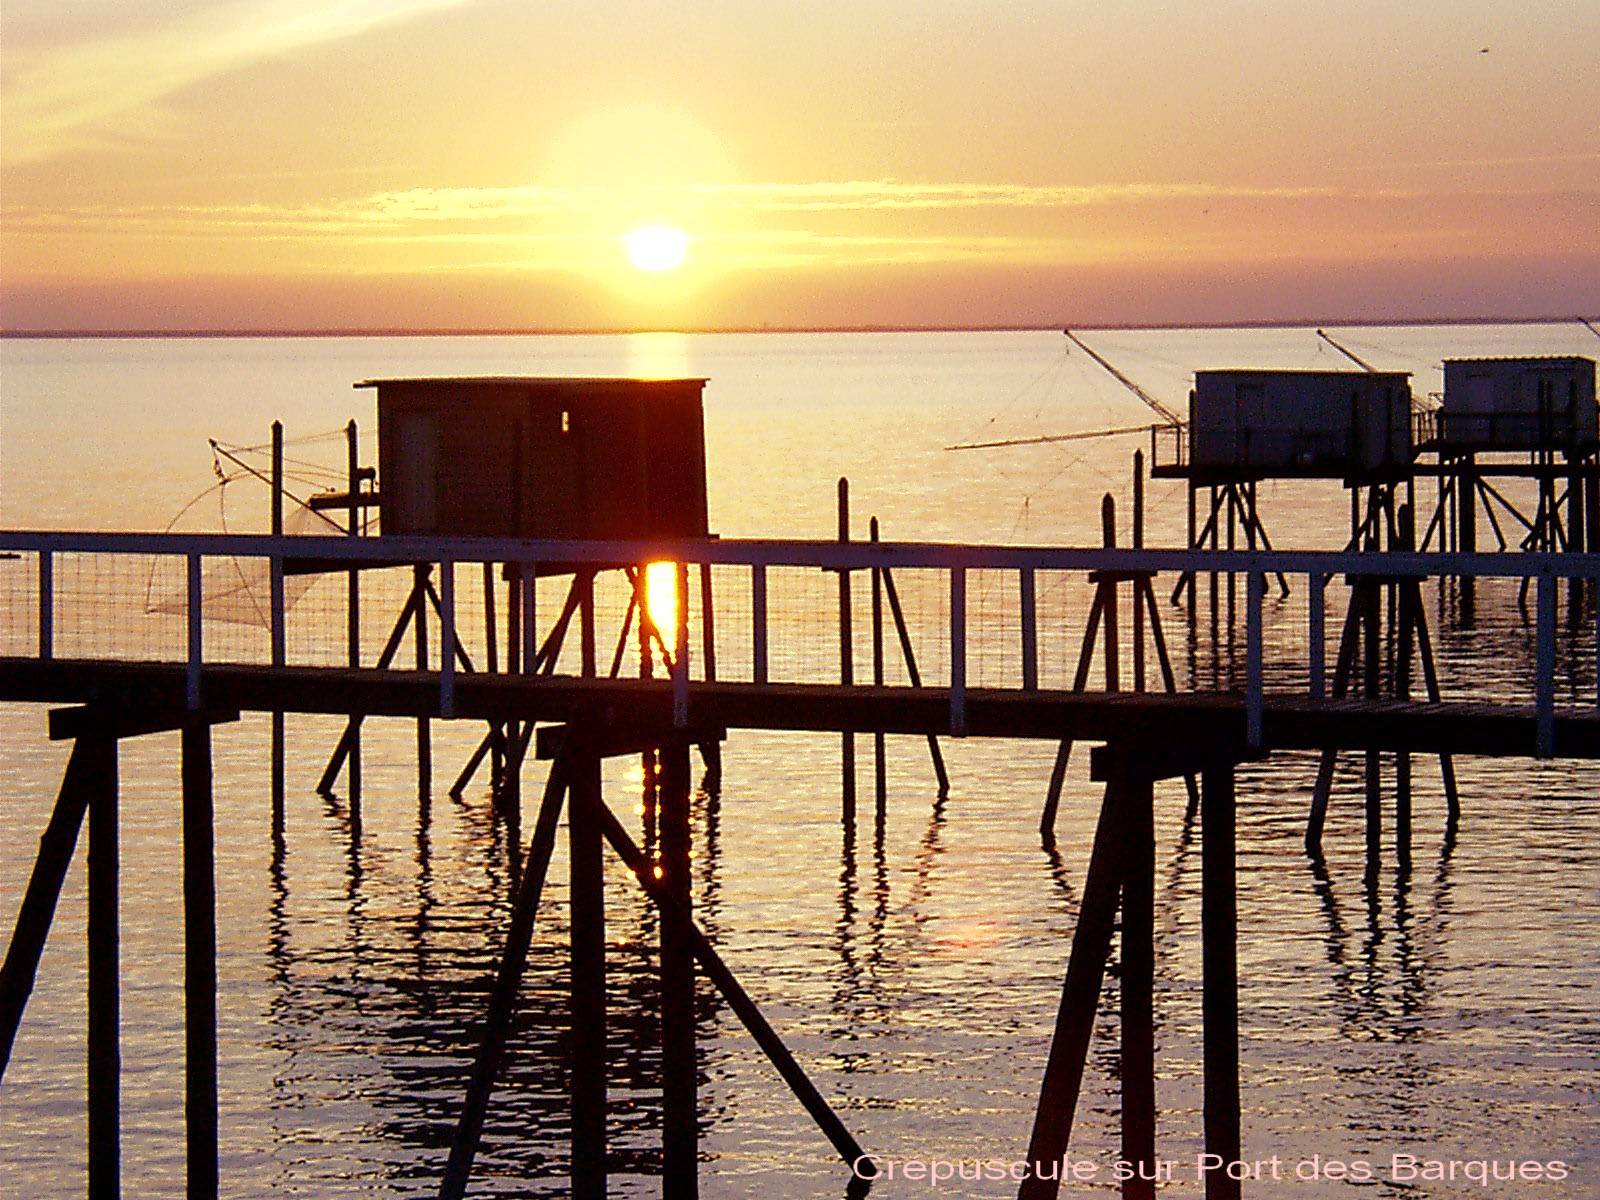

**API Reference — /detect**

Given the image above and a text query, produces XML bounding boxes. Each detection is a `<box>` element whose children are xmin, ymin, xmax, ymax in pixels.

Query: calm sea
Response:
<box><xmin>2</xmin><ymin>326</ymin><xmax>1597</xmax><ymax>1197</ymax></box>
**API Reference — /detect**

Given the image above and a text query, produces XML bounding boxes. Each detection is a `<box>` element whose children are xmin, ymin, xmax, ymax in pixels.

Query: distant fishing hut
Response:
<box><xmin>1151</xmin><ymin>369</ymin><xmax>1416</xmax><ymax>608</ymax></box>
<box><xmin>1417</xmin><ymin>356</ymin><xmax>1599</xmax><ymax>565</ymax></box>
<box><xmin>1436</xmin><ymin>357</ymin><xmax>1597</xmax><ymax>451</ymax></box>
<box><xmin>1184</xmin><ymin>369</ymin><xmax>1413</xmax><ymax>482</ymax></box>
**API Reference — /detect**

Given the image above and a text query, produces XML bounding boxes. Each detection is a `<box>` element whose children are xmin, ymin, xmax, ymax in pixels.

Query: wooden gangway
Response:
<box><xmin>3</xmin><ymin>526</ymin><xmax>1599</xmax><ymax>1200</ymax></box>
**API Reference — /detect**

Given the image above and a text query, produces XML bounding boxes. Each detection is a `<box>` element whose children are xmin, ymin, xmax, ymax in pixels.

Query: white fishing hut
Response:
<box><xmin>1437</xmin><ymin>357</ymin><xmax>1597</xmax><ymax>452</ymax></box>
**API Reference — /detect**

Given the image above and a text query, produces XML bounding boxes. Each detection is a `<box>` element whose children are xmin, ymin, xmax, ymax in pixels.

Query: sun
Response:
<box><xmin>623</xmin><ymin>225</ymin><xmax>690</xmax><ymax>272</ymax></box>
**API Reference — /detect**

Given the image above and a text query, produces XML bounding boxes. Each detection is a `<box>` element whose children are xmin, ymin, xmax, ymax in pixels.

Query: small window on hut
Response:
<box><xmin>561</xmin><ymin>410</ymin><xmax>571</xmax><ymax>434</ymax></box>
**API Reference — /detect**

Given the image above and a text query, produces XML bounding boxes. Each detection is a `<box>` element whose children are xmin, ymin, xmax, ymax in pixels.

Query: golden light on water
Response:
<box><xmin>644</xmin><ymin>560</ymin><xmax>680</xmax><ymax>644</ymax></box>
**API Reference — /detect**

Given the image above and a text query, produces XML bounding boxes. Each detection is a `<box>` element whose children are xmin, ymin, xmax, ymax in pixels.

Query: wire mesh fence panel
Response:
<box><xmin>54</xmin><ymin>552</ymin><xmax>188</xmax><ymax>664</ymax></box>
<box><xmin>0</xmin><ymin>552</ymin><xmax>42</xmax><ymax>657</ymax></box>
<box><xmin>762</xmin><ymin>563</ymin><xmax>844</xmax><ymax>686</ymax></box>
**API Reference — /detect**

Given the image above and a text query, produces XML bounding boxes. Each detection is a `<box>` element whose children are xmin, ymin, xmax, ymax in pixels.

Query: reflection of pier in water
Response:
<box><xmin>2</xmin><ymin>517</ymin><xmax>1599</xmax><ymax>1200</ymax></box>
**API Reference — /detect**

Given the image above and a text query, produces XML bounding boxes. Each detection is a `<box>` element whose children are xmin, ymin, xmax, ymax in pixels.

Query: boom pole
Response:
<box><xmin>1315</xmin><ymin>329</ymin><xmax>1376</xmax><ymax>372</ymax></box>
<box><xmin>1063</xmin><ymin>330</ymin><xmax>1184</xmax><ymax>427</ymax></box>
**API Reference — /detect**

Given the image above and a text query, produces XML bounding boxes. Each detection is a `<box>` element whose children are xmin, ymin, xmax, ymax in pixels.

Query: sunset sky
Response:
<box><xmin>3</xmin><ymin>0</ymin><xmax>1597</xmax><ymax>331</ymax></box>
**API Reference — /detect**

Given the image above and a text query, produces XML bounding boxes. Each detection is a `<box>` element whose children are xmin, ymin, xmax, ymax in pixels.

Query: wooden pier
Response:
<box><xmin>3</xmin><ymin>526</ymin><xmax>1599</xmax><ymax>1198</ymax></box>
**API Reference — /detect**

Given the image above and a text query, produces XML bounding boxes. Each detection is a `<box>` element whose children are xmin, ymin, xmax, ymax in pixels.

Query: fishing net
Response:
<box><xmin>144</xmin><ymin>433</ymin><xmax>369</xmax><ymax>629</ymax></box>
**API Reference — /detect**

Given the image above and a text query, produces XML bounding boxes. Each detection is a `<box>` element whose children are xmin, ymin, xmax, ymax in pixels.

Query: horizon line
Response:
<box><xmin>4</xmin><ymin>313</ymin><xmax>1598</xmax><ymax>340</ymax></box>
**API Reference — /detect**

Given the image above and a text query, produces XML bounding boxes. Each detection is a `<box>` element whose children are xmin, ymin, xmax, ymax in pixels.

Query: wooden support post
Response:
<box><xmin>1567</xmin><ymin>452</ymin><xmax>1585</xmax><ymax>560</ymax></box>
<box><xmin>569</xmin><ymin>749</ymin><xmax>607</xmax><ymax>1199</ymax></box>
<box><xmin>1120</xmin><ymin>766</ymin><xmax>1156</xmax><ymax>1200</ymax></box>
<box><xmin>415</xmin><ymin>563</ymin><xmax>432</xmax><ymax>797</ymax></box>
<box><xmin>581</xmin><ymin>569</ymin><xmax>597</xmax><ymax>679</ymax></box>
<box><xmin>870</xmin><ymin>519</ymin><xmax>887</xmax><ymax>809</ymax></box>
<box><xmin>674</xmin><ymin>562</ymin><xmax>691</xmax><ymax>729</ymax></box>
<box><xmin>182</xmin><ymin>720</ymin><xmax>219</xmax><ymax>1200</ymax></box>
<box><xmin>1459</xmin><ymin>455</ymin><xmax>1477</xmax><ymax>620</ymax></box>
<box><xmin>660</xmin><ymin>742</ymin><xmax>698</xmax><ymax>1197</ymax></box>
<box><xmin>1132</xmin><ymin>457</ymin><xmax>1146</xmax><ymax>692</ymax></box>
<box><xmin>1020</xmin><ymin>567</ymin><xmax>1038</xmax><ymax>691</ymax></box>
<box><xmin>593</xmin><ymin>803</ymin><xmax>866</xmax><ymax>1169</ymax></box>
<box><xmin>1205</xmin><ymin>485</ymin><xmax>1219</xmax><ymax>617</ymax></box>
<box><xmin>39</xmin><ymin>549</ymin><xmax>53</xmax><ymax>660</ymax></box>
<box><xmin>1308</xmin><ymin>574</ymin><xmax>1327</xmax><ymax>699</ymax></box>
<box><xmin>1306</xmin><ymin>581</ymin><xmax>1367</xmax><ymax>856</ymax></box>
<box><xmin>86</xmin><ymin>733</ymin><xmax>120</xmax><ymax>1200</ymax></box>
<box><xmin>1040</xmin><ymin>591</ymin><xmax>1105</xmax><ymax>842</ymax></box>
<box><xmin>0</xmin><ymin>740</ymin><xmax>97</xmax><ymax>1077</ymax></box>
<box><xmin>1201</xmin><ymin>762</ymin><xmax>1241</xmax><ymax>1200</ymax></box>
<box><xmin>483</xmin><ymin>562</ymin><xmax>502</xmax><ymax>793</ymax></box>
<box><xmin>838</xmin><ymin>478</ymin><xmax>856</xmax><ymax>816</ymax></box>
<box><xmin>318</xmin><ymin>584</ymin><xmax>421</xmax><ymax>795</ymax></box>
<box><xmin>270</xmin><ymin>422</ymin><xmax>286</xmax><ymax>825</ymax></box>
<box><xmin>880</xmin><ymin>565</ymin><xmax>950</xmax><ymax>794</ymax></box>
<box><xmin>1536</xmin><ymin>572</ymin><xmax>1557</xmax><ymax>758</ymax></box>
<box><xmin>698</xmin><ymin>562</ymin><xmax>723</xmax><ymax>785</ymax></box>
<box><xmin>949</xmin><ymin>567</ymin><xmax>967</xmax><ymax>736</ymax></box>
<box><xmin>1019</xmin><ymin>775</ymin><xmax>1128</xmax><ymax>1200</ymax></box>
<box><xmin>346</xmin><ymin>420</ymin><xmax>362</xmax><ymax>805</ymax></box>
<box><xmin>751</xmin><ymin>564</ymin><xmax>768</xmax><ymax>686</ymax></box>
<box><xmin>1406</xmin><ymin>586</ymin><xmax>1462</xmax><ymax>822</ymax></box>
<box><xmin>439</xmin><ymin>756</ymin><xmax>570</xmax><ymax>1200</ymax></box>
<box><xmin>522</xmin><ymin>563</ymin><xmax>538</xmax><ymax>673</ymax></box>
<box><xmin>1102</xmin><ymin>496</ymin><xmax>1120</xmax><ymax>692</ymax></box>
<box><xmin>1363</xmin><ymin>578</ymin><xmax>1382</xmax><ymax>875</ymax></box>
<box><xmin>1395</xmin><ymin>512</ymin><xmax>1415</xmax><ymax>868</ymax></box>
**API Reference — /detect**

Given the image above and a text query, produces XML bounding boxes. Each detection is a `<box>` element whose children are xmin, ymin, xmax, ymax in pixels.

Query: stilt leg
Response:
<box><xmin>569</xmin><ymin>750</ymin><xmax>606</xmax><ymax>1199</ymax></box>
<box><xmin>439</xmin><ymin>756</ymin><xmax>571</xmax><ymax>1200</ymax></box>
<box><xmin>415</xmin><ymin>564</ymin><xmax>432</xmax><ymax>799</ymax></box>
<box><xmin>86</xmin><ymin>734</ymin><xmax>119</xmax><ymax>1200</ymax></box>
<box><xmin>660</xmin><ymin>742</ymin><xmax>698</xmax><ymax>1198</ymax></box>
<box><xmin>594</xmin><ymin>802</ymin><xmax>866</xmax><ymax>1167</ymax></box>
<box><xmin>1040</xmin><ymin>591</ymin><xmax>1106</xmax><ymax>841</ymax></box>
<box><xmin>1120</xmin><ymin>770</ymin><xmax>1155</xmax><ymax>1200</ymax></box>
<box><xmin>0</xmin><ymin>740</ymin><xmax>96</xmax><ymax>1076</ymax></box>
<box><xmin>1019</xmin><ymin>775</ymin><xmax>1129</xmax><ymax>1200</ymax></box>
<box><xmin>1201</xmin><ymin>762</ymin><xmax>1240</xmax><ymax>1200</ymax></box>
<box><xmin>182</xmin><ymin>721</ymin><xmax>219</xmax><ymax>1200</ymax></box>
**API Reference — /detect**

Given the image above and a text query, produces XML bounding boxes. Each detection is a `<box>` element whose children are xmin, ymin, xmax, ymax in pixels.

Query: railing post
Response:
<box><xmin>439</xmin><ymin>558</ymin><xmax>456</xmax><ymax>718</ymax></box>
<box><xmin>674</xmin><ymin>561</ymin><xmax>690</xmax><ymax>728</ymax></box>
<box><xmin>521</xmin><ymin>561</ymin><xmax>537</xmax><ymax>673</ymax></box>
<box><xmin>269</xmin><ymin>554</ymin><xmax>286</xmax><ymax>668</ymax></box>
<box><xmin>949</xmin><ymin>567</ymin><xmax>966</xmax><ymax>736</ymax></box>
<box><xmin>187</xmin><ymin>554</ymin><xmax>203</xmax><ymax>710</ymax></box>
<box><xmin>1536</xmin><ymin>570</ymin><xmax>1556</xmax><ymax>757</ymax></box>
<box><xmin>1308</xmin><ymin>572</ymin><xmax>1326</xmax><ymax>699</ymax></box>
<box><xmin>1246</xmin><ymin>570</ymin><xmax>1264</xmax><ymax>749</ymax></box>
<box><xmin>751</xmin><ymin>563</ymin><xmax>768</xmax><ymax>685</ymax></box>
<box><xmin>38</xmin><ymin>550</ymin><xmax>54</xmax><ymax>660</ymax></box>
<box><xmin>1020</xmin><ymin>566</ymin><xmax>1038</xmax><ymax>691</ymax></box>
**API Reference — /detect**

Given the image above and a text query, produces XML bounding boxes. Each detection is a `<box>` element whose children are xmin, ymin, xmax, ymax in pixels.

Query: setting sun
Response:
<box><xmin>623</xmin><ymin>225</ymin><xmax>690</xmax><ymax>273</ymax></box>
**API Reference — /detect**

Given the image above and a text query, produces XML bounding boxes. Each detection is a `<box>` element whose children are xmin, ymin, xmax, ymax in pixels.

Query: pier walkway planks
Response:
<box><xmin>5</xmin><ymin>657</ymin><xmax>1600</xmax><ymax>761</ymax></box>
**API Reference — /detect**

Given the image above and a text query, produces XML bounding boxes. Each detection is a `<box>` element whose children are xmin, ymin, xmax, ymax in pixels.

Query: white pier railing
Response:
<box><xmin>4</xmin><ymin>530</ymin><xmax>1600</xmax><ymax>756</ymax></box>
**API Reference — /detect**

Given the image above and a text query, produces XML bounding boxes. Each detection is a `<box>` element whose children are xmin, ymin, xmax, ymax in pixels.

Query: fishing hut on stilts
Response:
<box><xmin>1414</xmin><ymin>356</ymin><xmax>1598</xmax><ymax>620</ymax></box>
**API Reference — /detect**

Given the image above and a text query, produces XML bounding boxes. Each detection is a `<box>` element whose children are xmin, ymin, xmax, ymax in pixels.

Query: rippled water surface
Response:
<box><xmin>2</xmin><ymin>326</ymin><xmax>1597</xmax><ymax>1197</ymax></box>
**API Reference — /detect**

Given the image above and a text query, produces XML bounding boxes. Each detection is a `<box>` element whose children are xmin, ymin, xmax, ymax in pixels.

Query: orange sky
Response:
<box><xmin>2</xmin><ymin>0</ymin><xmax>1597</xmax><ymax>331</ymax></box>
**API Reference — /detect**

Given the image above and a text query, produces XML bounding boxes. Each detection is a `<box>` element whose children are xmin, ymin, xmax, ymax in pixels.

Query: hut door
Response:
<box><xmin>1233</xmin><ymin>381</ymin><xmax>1264</xmax><ymax>465</ymax></box>
<box><xmin>391</xmin><ymin>410</ymin><xmax>439</xmax><ymax>533</ymax></box>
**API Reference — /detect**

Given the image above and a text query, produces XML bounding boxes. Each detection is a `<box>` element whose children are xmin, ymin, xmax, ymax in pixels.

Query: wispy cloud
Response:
<box><xmin>7</xmin><ymin>177</ymin><xmax>1594</xmax><ymax>233</ymax></box>
<box><xmin>1</xmin><ymin>0</ymin><xmax>469</xmax><ymax>164</ymax></box>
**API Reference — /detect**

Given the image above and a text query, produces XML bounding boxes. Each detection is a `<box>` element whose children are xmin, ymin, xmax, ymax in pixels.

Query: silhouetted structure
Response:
<box><xmin>365</xmin><ymin>376</ymin><xmax>709</xmax><ymax>540</ymax></box>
